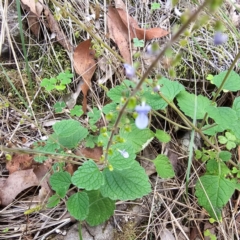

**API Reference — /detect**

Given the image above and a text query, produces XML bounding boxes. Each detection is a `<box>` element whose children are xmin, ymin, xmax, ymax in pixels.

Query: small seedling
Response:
<box><xmin>133</xmin><ymin>38</ymin><xmax>144</xmax><ymax>48</ymax></box>
<box><xmin>40</xmin><ymin>70</ymin><xmax>73</xmax><ymax>91</ymax></box>
<box><xmin>54</xmin><ymin>101</ymin><xmax>66</xmax><ymax>113</ymax></box>
<box><xmin>151</xmin><ymin>2</ymin><xmax>161</xmax><ymax>11</ymax></box>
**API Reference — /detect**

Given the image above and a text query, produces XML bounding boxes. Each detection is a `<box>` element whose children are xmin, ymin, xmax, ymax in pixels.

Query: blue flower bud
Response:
<box><xmin>123</xmin><ymin>63</ymin><xmax>136</xmax><ymax>79</ymax></box>
<box><xmin>213</xmin><ymin>32</ymin><xmax>228</xmax><ymax>45</ymax></box>
<box><xmin>135</xmin><ymin>103</ymin><xmax>151</xmax><ymax>129</ymax></box>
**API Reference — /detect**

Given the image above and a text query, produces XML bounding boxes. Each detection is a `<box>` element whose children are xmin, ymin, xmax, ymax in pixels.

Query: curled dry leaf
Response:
<box><xmin>73</xmin><ymin>39</ymin><xmax>96</xmax><ymax>112</ymax></box>
<box><xmin>0</xmin><ymin>165</ymin><xmax>51</xmax><ymax>206</ymax></box>
<box><xmin>117</xmin><ymin>8</ymin><xmax>169</xmax><ymax>41</ymax></box>
<box><xmin>107</xmin><ymin>6</ymin><xmax>131</xmax><ymax>63</ymax></box>
<box><xmin>0</xmin><ymin>169</ymin><xmax>39</xmax><ymax>206</ymax></box>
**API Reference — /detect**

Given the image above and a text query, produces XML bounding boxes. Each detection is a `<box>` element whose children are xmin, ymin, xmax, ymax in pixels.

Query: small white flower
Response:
<box><xmin>135</xmin><ymin>103</ymin><xmax>151</xmax><ymax>129</ymax></box>
<box><xmin>117</xmin><ymin>149</ymin><xmax>129</xmax><ymax>158</ymax></box>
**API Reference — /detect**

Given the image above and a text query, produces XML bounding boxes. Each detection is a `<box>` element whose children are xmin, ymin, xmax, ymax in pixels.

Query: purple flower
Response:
<box><xmin>153</xmin><ymin>85</ymin><xmax>161</xmax><ymax>92</ymax></box>
<box><xmin>213</xmin><ymin>32</ymin><xmax>228</xmax><ymax>45</ymax></box>
<box><xmin>146</xmin><ymin>44</ymin><xmax>160</xmax><ymax>56</ymax></box>
<box><xmin>117</xmin><ymin>149</ymin><xmax>129</xmax><ymax>158</ymax></box>
<box><xmin>123</xmin><ymin>63</ymin><xmax>136</xmax><ymax>79</ymax></box>
<box><xmin>135</xmin><ymin>103</ymin><xmax>151</xmax><ymax>129</ymax></box>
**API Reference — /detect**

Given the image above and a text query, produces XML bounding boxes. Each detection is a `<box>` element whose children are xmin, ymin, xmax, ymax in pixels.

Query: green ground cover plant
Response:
<box><xmin>1</xmin><ymin>0</ymin><xmax>240</xmax><ymax>239</ymax></box>
<box><xmin>38</xmin><ymin>66</ymin><xmax>240</xmax><ymax>225</ymax></box>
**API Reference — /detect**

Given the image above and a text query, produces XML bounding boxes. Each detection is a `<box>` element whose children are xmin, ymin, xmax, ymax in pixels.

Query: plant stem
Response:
<box><xmin>153</xmin><ymin>110</ymin><xmax>191</xmax><ymax>130</ymax></box>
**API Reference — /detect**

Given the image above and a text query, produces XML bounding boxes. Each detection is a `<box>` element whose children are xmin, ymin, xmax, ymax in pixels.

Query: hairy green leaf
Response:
<box><xmin>142</xmin><ymin>91</ymin><xmax>167</xmax><ymax>110</ymax></box>
<box><xmin>119</xmin><ymin>125</ymin><xmax>154</xmax><ymax>153</ymax></box>
<box><xmin>155</xmin><ymin>130</ymin><xmax>171</xmax><ymax>143</ymax></box>
<box><xmin>158</xmin><ymin>78</ymin><xmax>185</xmax><ymax>101</ymax></box>
<box><xmin>54</xmin><ymin>101</ymin><xmax>66</xmax><ymax>113</ymax></box>
<box><xmin>100</xmin><ymin>161</ymin><xmax>151</xmax><ymax>200</ymax></box>
<box><xmin>206</xmin><ymin>159</ymin><xmax>230</xmax><ymax>176</ymax></box>
<box><xmin>67</xmin><ymin>192</ymin><xmax>89</xmax><ymax>220</ymax></box>
<box><xmin>85</xmin><ymin>190</ymin><xmax>115</xmax><ymax>226</ymax></box>
<box><xmin>207</xmin><ymin>106</ymin><xmax>237</xmax><ymax>129</ymax></box>
<box><xmin>133</xmin><ymin>38</ymin><xmax>144</xmax><ymax>47</ymax></box>
<box><xmin>102</xmin><ymin>102</ymin><xmax>118</xmax><ymax>114</ymax></box>
<box><xmin>70</xmin><ymin>105</ymin><xmax>83</xmax><ymax>117</ymax></box>
<box><xmin>108</xmin><ymin>143</ymin><xmax>136</xmax><ymax>170</ymax></box>
<box><xmin>47</xmin><ymin>194</ymin><xmax>60</xmax><ymax>208</ymax></box>
<box><xmin>212</xmin><ymin>70</ymin><xmax>240</xmax><ymax>92</ymax></box>
<box><xmin>107</xmin><ymin>84</ymin><xmax>130</xmax><ymax>103</ymax></box>
<box><xmin>203</xmin><ymin>124</ymin><xmax>225</xmax><ymax>136</ymax></box>
<box><xmin>232</xmin><ymin>97</ymin><xmax>240</xmax><ymax>119</ymax></box>
<box><xmin>176</xmin><ymin>91</ymin><xmax>212</xmax><ymax>119</ymax></box>
<box><xmin>195</xmin><ymin>175</ymin><xmax>235</xmax><ymax>219</ymax></box>
<box><xmin>153</xmin><ymin>154</ymin><xmax>175</xmax><ymax>178</ymax></box>
<box><xmin>88</xmin><ymin>107</ymin><xmax>101</xmax><ymax>126</ymax></box>
<box><xmin>229</xmin><ymin>120</ymin><xmax>240</xmax><ymax>139</ymax></box>
<box><xmin>53</xmin><ymin>120</ymin><xmax>88</xmax><ymax>148</ymax></box>
<box><xmin>85</xmin><ymin>135</ymin><xmax>98</xmax><ymax>148</ymax></box>
<box><xmin>40</xmin><ymin>78</ymin><xmax>57</xmax><ymax>91</ymax></box>
<box><xmin>50</xmin><ymin>172</ymin><xmax>71</xmax><ymax>198</ymax></box>
<box><xmin>71</xmin><ymin>160</ymin><xmax>104</xmax><ymax>190</ymax></box>
<box><xmin>218</xmin><ymin>151</ymin><xmax>231</xmax><ymax>162</ymax></box>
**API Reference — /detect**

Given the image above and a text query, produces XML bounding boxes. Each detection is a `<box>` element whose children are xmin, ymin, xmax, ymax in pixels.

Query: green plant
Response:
<box><xmin>35</xmin><ymin>66</ymin><xmax>240</xmax><ymax>225</ymax></box>
<box><xmin>151</xmin><ymin>2</ymin><xmax>161</xmax><ymax>11</ymax></box>
<box><xmin>204</xmin><ymin>229</ymin><xmax>217</xmax><ymax>240</ymax></box>
<box><xmin>40</xmin><ymin>70</ymin><xmax>73</xmax><ymax>91</ymax></box>
<box><xmin>32</xmin><ymin>0</ymin><xmax>240</xmax><ymax>229</ymax></box>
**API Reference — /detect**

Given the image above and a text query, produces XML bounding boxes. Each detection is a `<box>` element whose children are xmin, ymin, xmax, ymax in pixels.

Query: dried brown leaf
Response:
<box><xmin>26</xmin><ymin>12</ymin><xmax>41</xmax><ymax>38</ymax></box>
<box><xmin>21</xmin><ymin>0</ymin><xmax>43</xmax><ymax>17</ymax></box>
<box><xmin>6</xmin><ymin>154</ymin><xmax>33</xmax><ymax>174</ymax></box>
<box><xmin>33</xmin><ymin>165</ymin><xmax>52</xmax><ymax>195</ymax></box>
<box><xmin>114</xmin><ymin>0</ymin><xmax>127</xmax><ymax>9</ymax></box>
<box><xmin>75</xmin><ymin>147</ymin><xmax>103</xmax><ymax>163</ymax></box>
<box><xmin>107</xmin><ymin>6</ymin><xmax>131</xmax><ymax>63</ymax></box>
<box><xmin>21</xmin><ymin>0</ymin><xmax>43</xmax><ymax>38</ymax></box>
<box><xmin>117</xmin><ymin>8</ymin><xmax>169</xmax><ymax>40</ymax></box>
<box><xmin>0</xmin><ymin>169</ymin><xmax>39</xmax><ymax>206</ymax></box>
<box><xmin>73</xmin><ymin>39</ymin><xmax>96</xmax><ymax>112</ymax></box>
